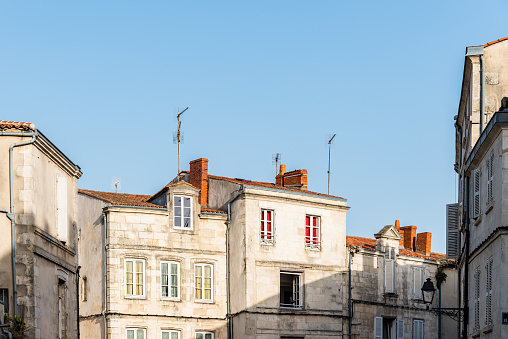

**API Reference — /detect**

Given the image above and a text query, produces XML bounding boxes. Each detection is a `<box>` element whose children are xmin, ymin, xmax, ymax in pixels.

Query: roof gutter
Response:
<box><xmin>0</xmin><ymin>130</ymin><xmax>38</xmax><ymax>317</ymax></box>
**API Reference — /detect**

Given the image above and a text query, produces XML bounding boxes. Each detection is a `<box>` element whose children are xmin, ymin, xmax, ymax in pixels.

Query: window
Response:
<box><xmin>195</xmin><ymin>332</ymin><xmax>213</xmax><ymax>339</ymax></box>
<box><xmin>413</xmin><ymin>267</ymin><xmax>423</xmax><ymax>299</ymax></box>
<box><xmin>472</xmin><ymin>168</ymin><xmax>481</xmax><ymax>218</ymax></box>
<box><xmin>412</xmin><ymin>320</ymin><xmax>424</xmax><ymax>339</ymax></box>
<box><xmin>174</xmin><ymin>195</ymin><xmax>192</xmax><ymax>229</ymax></box>
<box><xmin>474</xmin><ymin>267</ymin><xmax>480</xmax><ymax>330</ymax></box>
<box><xmin>485</xmin><ymin>257</ymin><xmax>493</xmax><ymax>326</ymax></box>
<box><xmin>260</xmin><ymin>209</ymin><xmax>274</xmax><ymax>244</ymax></box>
<box><xmin>162</xmin><ymin>330</ymin><xmax>180</xmax><ymax>339</ymax></box>
<box><xmin>58</xmin><ymin>279</ymin><xmax>67</xmax><ymax>339</ymax></box>
<box><xmin>0</xmin><ymin>289</ymin><xmax>8</xmax><ymax>315</ymax></box>
<box><xmin>305</xmin><ymin>215</ymin><xmax>320</xmax><ymax>250</ymax></box>
<box><xmin>56</xmin><ymin>174</ymin><xmax>68</xmax><ymax>243</ymax></box>
<box><xmin>280</xmin><ymin>272</ymin><xmax>302</xmax><ymax>308</ymax></box>
<box><xmin>487</xmin><ymin>150</ymin><xmax>494</xmax><ymax>205</ymax></box>
<box><xmin>384</xmin><ymin>248</ymin><xmax>396</xmax><ymax>294</ymax></box>
<box><xmin>127</xmin><ymin>328</ymin><xmax>145</xmax><ymax>339</ymax></box>
<box><xmin>161</xmin><ymin>261</ymin><xmax>179</xmax><ymax>299</ymax></box>
<box><xmin>195</xmin><ymin>264</ymin><xmax>213</xmax><ymax>302</ymax></box>
<box><xmin>374</xmin><ymin>317</ymin><xmax>403</xmax><ymax>339</ymax></box>
<box><xmin>125</xmin><ymin>259</ymin><xmax>145</xmax><ymax>297</ymax></box>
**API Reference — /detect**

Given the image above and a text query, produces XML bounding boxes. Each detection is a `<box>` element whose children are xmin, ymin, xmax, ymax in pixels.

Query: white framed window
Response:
<box><xmin>56</xmin><ymin>173</ymin><xmax>68</xmax><ymax>243</ymax></box>
<box><xmin>174</xmin><ymin>195</ymin><xmax>192</xmax><ymax>229</ymax></box>
<box><xmin>195</xmin><ymin>332</ymin><xmax>213</xmax><ymax>339</ymax></box>
<box><xmin>126</xmin><ymin>328</ymin><xmax>146</xmax><ymax>339</ymax></box>
<box><xmin>487</xmin><ymin>150</ymin><xmax>494</xmax><ymax>205</ymax></box>
<box><xmin>195</xmin><ymin>264</ymin><xmax>213</xmax><ymax>302</ymax></box>
<box><xmin>161</xmin><ymin>261</ymin><xmax>180</xmax><ymax>300</ymax></box>
<box><xmin>280</xmin><ymin>272</ymin><xmax>302</xmax><ymax>308</ymax></box>
<box><xmin>374</xmin><ymin>317</ymin><xmax>403</xmax><ymax>339</ymax></box>
<box><xmin>412</xmin><ymin>320</ymin><xmax>424</xmax><ymax>339</ymax></box>
<box><xmin>474</xmin><ymin>267</ymin><xmax>480</xmax><ymax>330</ymax></box>
<box><xmin>485</xmin><ymin>257</ymin><xmax>493</xmax><ymax>326</ymax></box>
<box><xmin>162</xmin><ymin>330</ymin><xmax>180</xmax><ymax>339</ymax></box>
<box><xmin>384</xmin><ymin>248</ymin><xmax>396</xmax><ymax>294</ymax></box>
<box><xmin>305</xmin><ymin>215</ymin><xmax>320</xmax><ymax>250</ymax></box>
<box><xmin>125</xmin><ymin>259</ymin><xmax>145</xmax><ymax>297</ymax></box>
<box><xmin>413</xmin><ymin>267</ymin><xmax>423</xmax><ymax>299</ymax></box>
<box><xmin>260</xmin><ymin>209</ymin><xmax>274</xmax><ymax>244</ymax></box>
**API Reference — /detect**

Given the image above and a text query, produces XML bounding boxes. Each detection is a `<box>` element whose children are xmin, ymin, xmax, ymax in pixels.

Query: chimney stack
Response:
<box><xmin>395</xmin><ymin>220</ymin><xmax>404</xmax><ymax>247</ymax></box>
<box><xmin>190</xmin><ymin>158</ymin><xmax>208</xmax><ymax>206</ymax></box>
<box><xmin>416</xmin><ymin>232</ymin><xmax>432</xmax><ymax>255</ymax></box>
<box><xmin>400</xmin><ymin>225</ymin><xmax>417</xmax><ymax>251</ymax></box>
<box><xmin>275</xmin><ymin>165</ymin><xmax>307</xmax><ymax>190</ymax></box>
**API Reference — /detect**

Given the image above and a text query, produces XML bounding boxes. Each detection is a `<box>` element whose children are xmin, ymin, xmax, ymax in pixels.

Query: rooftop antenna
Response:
<box><xmin>173</xmin><ymin>107</ymin><xmax>189</xmax><ymax>174</ymax></box>
<box><xmin>111</xmin><ymin>177</ymin><xmax>121</xmax><ymax>193</ymax></box>
<box><xmin>272</xmin><ymin>153</ymin><xmax>281</xmax><ymax>176</ymax></box>
<box><xmin>327</xmin><ymin>134</ymin><xmax>336</xmax><ymax>195</ymax></box>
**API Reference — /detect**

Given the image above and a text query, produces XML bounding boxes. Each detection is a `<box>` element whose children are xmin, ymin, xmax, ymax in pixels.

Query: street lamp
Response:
<box><xmin>421</xmin><ymin>278</ymin><xmax>436</xmax><ymax>307</ymax></box>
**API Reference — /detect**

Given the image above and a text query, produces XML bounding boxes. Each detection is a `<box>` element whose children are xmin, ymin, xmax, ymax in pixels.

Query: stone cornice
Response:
<box><xmin>34</xmin><ymin>131</ymin><xmax>82</xmax><ymax>178</ymax></box>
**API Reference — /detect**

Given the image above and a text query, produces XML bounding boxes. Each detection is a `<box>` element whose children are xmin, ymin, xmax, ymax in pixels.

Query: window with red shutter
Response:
<box><xmin>305</xmin><ymin>215</ymin><xmax>320</xmax><ymax>250</ymax></box>
<box><xmin>261</xmin><ymin>209</ymin><xmax>274</xmax><ymax>244</ymax></box>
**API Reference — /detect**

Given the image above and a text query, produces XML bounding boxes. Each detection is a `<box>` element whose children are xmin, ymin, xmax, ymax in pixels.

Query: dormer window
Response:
<box><xmin>174</xmin><ymin>195</ymin><xmax>192</xmax><ymax>229</ymax></box>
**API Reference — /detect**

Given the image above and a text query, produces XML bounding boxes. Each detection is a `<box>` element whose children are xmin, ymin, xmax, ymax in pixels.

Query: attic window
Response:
<box><xmin>174</xmin><ymin>195</ymin><xmax>192</xmax><ymax>230</ymax></box>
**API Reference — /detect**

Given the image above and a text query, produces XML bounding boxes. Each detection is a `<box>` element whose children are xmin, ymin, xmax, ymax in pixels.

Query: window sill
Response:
<box><xmin>305</xmin><ymin>246</ymin><xmax>321</xmax><ymax>251</ymax></box>
<box><xmin>485</xmin><ymin>202</ymin><xmax>494</xmax><ymax>215</ymax></box>
<box><xmin>473</xmin><ymin>216</ymin><xmax>482</xmax><ymax>226</ymax></box>
<box><xmin>125</xmin><ymin>295</ymin><xmax>146</xmax><ymax>300</ymax></box>
<box><xmin>260</xmin><ymin>241</ymin><xmax>274</xmax><ymax>246</ymax></box>
<box><xmin>173</xmin><ymin>227</ymin><xmax>194</xmax><ymax>232</ymax></box>
<box><xmin>161</xmin><ymin>297</ymin><xmax>180</xmax><ymax>302</ymax></box>
<box><xmin>279</xmin><ymin>306</ymin><xmax>303</xmax><ymax>310</ymax></box>
<box><xmin>472</xmin><ymin>329</ymin><xmax>480</xmax><ymax>338</ymax></box>
<box><xmin>195</xmin><ymin>299</ymin><xmax>214</xmax><ymax>304</ymax></box>
<box><xmin>483</xmin><ymin>325</ymin><xmax>493</xmax><ymax>334</ymax></box>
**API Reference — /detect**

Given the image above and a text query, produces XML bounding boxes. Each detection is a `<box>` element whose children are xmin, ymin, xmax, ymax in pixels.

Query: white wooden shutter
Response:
<box><xmin>385</xmin><ymin>260</ymin><xmax>394</xmax><ymax>293</ymax></box>
<box><xmin>446</xmin><ymin>203</ymin><xmax>459</xmax><ymax>259</ymax></box>
<box><xmin>56</xmin><ymin>174</ymin><xmax>68</xmax><ymax>243</ymax></box>
<box><xmin>487</xmin><ymin>151</ymin><xmax>494</xmax><ymax>204</ymax></box>
<box><xmin>374</xmin><ymin>317</ymin><xmax>382</xmax><ymax>339</ymax></box>
<box><xmin>413</xmin><ymin>268</ymin><xmax>422</xmax><ymax>299</ymax></box>
<box><xmin>473</xmin><ymin>169</ymin><xmax>481</xmax><ymax>218</ymax></box>
<box><xmin>396</xmin><ymin>319</ymin><xmax>404</xmax><ymax>339</ymax></box>
<box><xmin>413</xmin><ymin>320</ymin><xmax>423</xmax><ymax>339</ymax></box>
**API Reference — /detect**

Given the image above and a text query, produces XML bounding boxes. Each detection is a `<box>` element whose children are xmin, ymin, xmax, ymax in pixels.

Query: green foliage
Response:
<box><xmin>8</xmin><ymin>314</ymin><xmax>33</xmax><ymax>339</ymax></box>
<box><xmin>435</xmin><ymin>269</ymin><xmax>448</xmax><ymax>289</ymax></box>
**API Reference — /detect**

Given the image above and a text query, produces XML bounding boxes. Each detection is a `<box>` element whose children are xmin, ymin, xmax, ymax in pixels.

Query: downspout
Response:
<box><xmin>225</xmin><ymin>186</ymin><xmax>244</xmax><ymax>339</ymax></box>
<box><xmin>348</xmin><ymin>249</ymin><xmax>354</xmax><ymax>339</ymax></box>
<box><xmin>76</xmin><ymin>265</ymin><xmax>81</xmax><ymax>339</ymax></box>
<box><xmin>102</xmin><ymin>212</ymin><xmax>108</xmax><ymax>339</ymax></box>
<box><xmin>480</xmin><ymin>55</ymin><xmax>485</xmax><ymax>134</ymax></box>
<box><xmin>462</xmin><ymin>176</ymin><xmax>470</xmax><ymax>339</ymax></box>
<box><xmin>1</xmin><ymin>130</ymin><xmax>37</xmax><ymax>317</ymax></box>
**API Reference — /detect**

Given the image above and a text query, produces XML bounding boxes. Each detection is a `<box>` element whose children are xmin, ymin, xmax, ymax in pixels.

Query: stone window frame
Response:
<box><xmin>305</xmin><ymin>215</ymin><xmax>321</xmax><ymax>250</ymax></box>
<box><xmin>195</xmin><ymin>331</ymin><xmax>214</xmax><ymax>339</ymax></box>
<box><xmin>161</xmin><ymin>261</ymin><xmax>180</xmax><ymax>301</ymax></box>
<box><xmin>194</xmin><ymin>263</ymin><xmax>213</xmax><ymax>303</ymax></box>
<box><xmin>126</xmin><ymin>327</ymin><xmax>146</xmax><ymax>339</ymax></box>
<box><xmin>173</xmin><ymin>195</ymin><xmax>193</xmax><ymax>230</ymax></box>
<box><xmin>260</xmin><ymin>209</ymin><xmax>275</xmax><ymax>245</ymax></box>
<box><xmin>125</xmin><ymin>258</ymin><xmax>146</xmax><ymax>299</ymax></box>
<box><xmin>161</xmin><ymin>329</ymin><xmax>181</xmax><ymax>339</ymax></box>
<box><xmin>279</xmin><ymin>271</ymin><xmax>303</xmax><ymax>309</ymax></box>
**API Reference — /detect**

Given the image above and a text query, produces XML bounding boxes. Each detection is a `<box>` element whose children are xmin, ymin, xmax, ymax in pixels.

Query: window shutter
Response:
<box><xmin>385</xmin><ymin>260</ymin><xmax>394</xmax><ymax>293</ymax></box>
<box><xmin>488</xmin><ymin>151</ymin><xmax>494</xmax><ymax>204</ymax></box>
<box><xmin>473</xmin><ymin>169</ymin><xmax>481</xmax><ymax>218</ymax></box>
<box><xmin>396</xmin><ymin>319</ymin><xmax>404</xmax><ymax>339</ymax></box>
<box><xmin>374</xmin><ymin>317</ymin><xmax>382</xmax><ymax>339</ymax></box>
<box><xmin>413</xmin><ymin>268</ymin><xmax>422</xmax><ymax>299</ymax></box>
<box><xmin>446</xmin><ymin>203</ymin><xmax>459</xmax><ymax>260</ymax></box>
<box><xmin>56</xmin><ymin>174</ymin><xmax>68</xmax><ymax>243</ymax></box>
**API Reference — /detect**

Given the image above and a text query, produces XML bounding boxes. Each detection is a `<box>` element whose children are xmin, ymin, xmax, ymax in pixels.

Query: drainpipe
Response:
<box><xmin>462</xmin><ymin>176</ymin><xmax>470</xmax><ymax>339</ymax></box>
<box><xmin>225</xmin><ymin>186</ymin><xmax>244</xmax><ymax>339</ymax></box>
<box><xmin>480</xmin><ymin>55</ymin><xmax>485</xmax><ymax>134</ymax></box>
<box><xmin>76</xmin><ymin>265</ymin><xmax>81</xmax><ymax>339</ymax></box>
<box><xmin>348</xmin><ymin>249</ymin><xmax>355</xmax><ymax>339</ymax></box>
<box><xmin>1</xmin><ymin>130</ymin><xmax>37</xmax><ymax>317</ymax></box>
<box><xmin>102</xmin><ymin>212</ymin><xmax>108</xmax><ymax>339</ymax></box>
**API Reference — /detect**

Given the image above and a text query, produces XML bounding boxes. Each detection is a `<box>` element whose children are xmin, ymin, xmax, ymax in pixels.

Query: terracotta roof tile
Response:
<box><xmin>484</xmin><ymin>37</ymin><xmax>508</xmax><ymax>47</ymax></box>
<box><xmin>208</xmin><ymin>175</ymin><xmax>345</xmax><ymax>200</ymax></box>
<box><xmin>78</xmin><ymin>189</ymin><xmax>163</xmax><ymax>208</ymax></box>
<box><xmin>0</xmin><ymin>120</ymin><xmax>35</xmax><ymax>131</ymax></box>
<box><xmin>346</xmin><ymin>235</ymin><xmax>445</xmax><ymax>261</ymax></box>
<box><xmin>200</xmin><ymin>208</ymin><xmax>227</xmax><ymax>214</ymax></box>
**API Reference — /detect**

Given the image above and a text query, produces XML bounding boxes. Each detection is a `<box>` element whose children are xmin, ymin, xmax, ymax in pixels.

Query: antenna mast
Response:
<box><xmin>272</xmin><ymin>153</ymin><xmax>281</xmax><ymax>176</ymax></box>
<box><xmin>327</xmin><ymin>134</ymin><xmax>336</xmax><ymax>195</ymax></box>
<box><xmin>174</xmin><ymin>107</ymin><xmax>189</xmax><ymax>174</ymax></box>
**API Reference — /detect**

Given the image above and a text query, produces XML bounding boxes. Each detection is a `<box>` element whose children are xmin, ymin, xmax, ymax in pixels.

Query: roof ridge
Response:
<box><xmin>484</xmin><ymin>37</ymin><xmax>508</xmax><ymax>47</ymax></box>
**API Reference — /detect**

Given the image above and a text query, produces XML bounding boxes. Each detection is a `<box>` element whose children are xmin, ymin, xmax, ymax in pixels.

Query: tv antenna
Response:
<box><xmin>327</xmin><ymin>134</ymin><xmax>336</xmax><ymax>195</ymax></box>
<box><xmin>111</xmin><ymin>177</ymin><xmax>121</xmax><ymax>193</ymax></box>
<box><xmin>272</xmin><ymin>153</ymin><xmax>281</xmax><ymax>176</ymax></box>
<box><xmin>173</xmin><ymin>107</ymin><xmax>189</xmax><ymax>174</ymax></box>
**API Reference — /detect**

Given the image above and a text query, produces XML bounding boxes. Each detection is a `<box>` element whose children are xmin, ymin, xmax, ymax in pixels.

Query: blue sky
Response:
<box><xmin>2</xmin><ymin>1</ymin><xmax>507</xmax><ymax>253</ymax></box>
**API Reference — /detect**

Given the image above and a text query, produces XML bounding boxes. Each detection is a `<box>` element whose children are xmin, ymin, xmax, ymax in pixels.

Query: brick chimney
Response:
<box><xmin>395</xmin><ymin>220</ymin><xmax>405</xmax><ymax>247</ymax></box>
<box><xmin>190</xmin><ymin>158</ymin><xmax>208</xmax><ymax>206</ymax></box>
<box><xmin>275</xmin><ymin>164</ymin><xmax>307</xmax><ymax>190</ymax></box>
<box><xmin>416</xmin><ymin>232</ymin><xmax>432</xmax><ymax>255</ymax></box>
<box><xmin>400</xmin><ymin>225</ymin><xmax>417</xmax><ymax>250</ymax></box>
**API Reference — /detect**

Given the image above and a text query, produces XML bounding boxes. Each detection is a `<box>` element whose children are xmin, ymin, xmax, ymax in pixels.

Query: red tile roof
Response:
<box><xmin>201</xmin><ymin>208</ymin><xmax>227</xmax><ymax>214</ymax></box>
<box><xmin>78</xmin><ymin>189</ymin><xmax>164</xmax><ymax>208</ymax></box>
<box><xmin>208</xmin><ymin>174</ymin><xmax>345</xmax><ymax>200</ymax></box>
<box><xmin>484</xmin><ymin>37</ymin><xmax>508</xmax><ymax>47</ymax></box>
<box><xmin>0</xmin><ymin>120</ymin><xmax>35</xmax><ymax>131</ymax></box>
<box><xmin>346</xmin><ymin>235</ymin><xmax>445</xmax><ymax>261</ymax></box>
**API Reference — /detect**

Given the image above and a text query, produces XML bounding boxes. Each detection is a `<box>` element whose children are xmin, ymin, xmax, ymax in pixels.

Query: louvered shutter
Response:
<box><xmin>473</xmin><ymin>169</ymin><xmax>481</xmax><ymax>218</ymax></box>
<box><xmin>413</xmin><ymin>268</ymin><xmax>422</xmax><ymax>299</ymax></box>
<box><xmin>56</xmin><ymin>174</ymin><xmax>68</xmax><ymax>243</ymax></box>
<box><xmin>446</xmin><ymin>203</ymin><xmax>459</xmax><ymax>259</ymax></box>
<box><xmin>374</xmin><ymin>317</ymin><xmax>382</xmax><ymax>339</ymax></box>
<box><xmin>396</xmin><ymin>319</ymin><xmax>404</xmax><ymax>339</ymax></box>
<box><xmin>487</xmin><ymin>151</ymin><xmax>494</xmax><ymax>204</ymax></box>
<box><xmin>385</xmin><ymin>260</ymin><xmax>394</xmax><ymax>293</ymax></box>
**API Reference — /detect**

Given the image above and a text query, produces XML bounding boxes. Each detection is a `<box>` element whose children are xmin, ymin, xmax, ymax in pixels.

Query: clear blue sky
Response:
<box><xmin>2</xmin><ymin>1</ymin><xmax>507</xmax><ymax>253</ymax></box>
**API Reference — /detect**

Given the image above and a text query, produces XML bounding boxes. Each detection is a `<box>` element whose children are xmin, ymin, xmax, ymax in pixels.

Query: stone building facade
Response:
<box><xmin>452</xmin><ymin>37</ymin><xmax>508</xmax><ymax>338</ymax></box>
<box><xmin>0</xmin><ymin>121</ymin><xmax>82</xmax><ymax>338</ymax></box>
